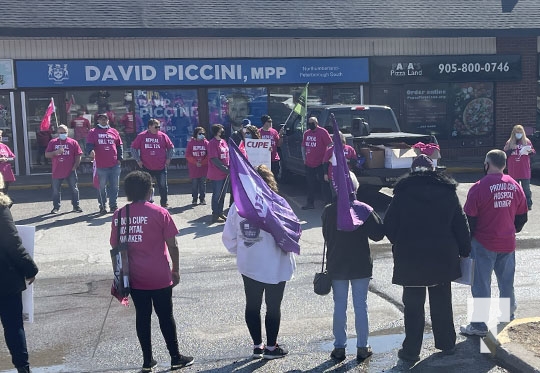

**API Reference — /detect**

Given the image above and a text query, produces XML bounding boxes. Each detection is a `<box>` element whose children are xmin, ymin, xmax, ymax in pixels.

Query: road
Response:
<box><xmin>1</xmin><ymin>172</ymin><xmax>538</xmax><ymax>372</ymax></box>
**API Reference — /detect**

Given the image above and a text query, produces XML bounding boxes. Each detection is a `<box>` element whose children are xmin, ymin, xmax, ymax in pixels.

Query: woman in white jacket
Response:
<box><xmin>222</xmin><ymin>165</ymin><xmax>296</xmax><ymax>360</ymax></box>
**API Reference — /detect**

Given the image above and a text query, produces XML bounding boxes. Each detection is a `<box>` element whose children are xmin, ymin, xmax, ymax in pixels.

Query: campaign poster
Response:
<box><xmin>244</xmin><ymin>139</ymin><xmax>271</xmax><ymax>169</ymax></box>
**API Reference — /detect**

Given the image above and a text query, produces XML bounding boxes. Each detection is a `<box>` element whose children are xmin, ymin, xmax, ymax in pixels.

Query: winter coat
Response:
<box><xmin>384</xmin><ymin>170</ymin><xmax>471</xmax><ymax>286</ymax></box>
<box><xmin>0</xmin><ymin>196</ymin><xmax>39</xmax><ymax>296</ymax></box>
<box><xmin>322</xmin><ymin>201</ymin><xmax>384</xmax><ymax>280</ymax></box>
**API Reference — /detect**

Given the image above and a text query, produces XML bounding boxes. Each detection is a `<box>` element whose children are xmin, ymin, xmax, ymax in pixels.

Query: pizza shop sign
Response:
<box><xmin>371</xmin><ymin>55</ymin><xmax>521</xmax><ymax>83</ymax></box>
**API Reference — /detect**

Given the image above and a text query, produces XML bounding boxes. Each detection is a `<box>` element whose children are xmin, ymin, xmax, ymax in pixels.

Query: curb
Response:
<box><xmin>8</xmin><ymin>166</ymin><xmax>482</xmax><ymax>191</ymax></box>
<box><xmin>494</xmin><ymin>318</ymin><xmax>540</xmax><ymax>373</ymax></box>
<box><xmin>9</xmin><ymin>177</ymin><xmax>192</xmax><ymax>191</ymax></box>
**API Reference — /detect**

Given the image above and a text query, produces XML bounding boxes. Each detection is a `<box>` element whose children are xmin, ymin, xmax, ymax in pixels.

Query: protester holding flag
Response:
<box><xmin>322</xmin><ymin>115</ymin><xmax>384</xmax><ymax>362</ymax></box>
<box><xmin>86</xmin><ymin>113</ymin><xmax>123</xmax><ymax>214</ymax></box>
<box><xmin>0</xmin><ymin>173</ymin><xmax>39</xmax><ymax>373</ymax></box>
<box><xmin>222</xmin><ymin>164</ymin><xmax>297</xmax><ymax>360</ymax></box>
<box><xmin>301</xmin><ymin>117</ymin><xmax>332</xmax><ymax>209</ymax></box>
<box><xmin>207</xmin><ymin>124</ymin><xmax>229</xmax><ymax>223</ymax></box>
<box><xmin>322</xmin><ymin>131</ymin><xmax>357</xmax><ymax>201</ymax></box>
<box><xmin>384</xmin><ymin>154</ymin><xmax>471</xmax><ymax>362</ymax></box>
<box><xmin>45</xmin><ymin>124</ymin><xmax>83</xmax><ymax>214</ymax></box>
<box><xmin>322</xmin><ymin>171</ymin><xmax>384</xmax><ymax>362</ymax></box>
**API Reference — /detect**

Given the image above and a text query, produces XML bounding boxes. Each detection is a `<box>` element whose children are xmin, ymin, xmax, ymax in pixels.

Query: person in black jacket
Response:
<box><xmin>321</xmin><ymin>172</ymin><xmax>384</xmax><ymax>362</ymax></box>
<box><xmin>0</xmin><ymin>173</ymin><xmax>39</xmax><ymax>373</ymax></box>
<box><xmin>384</xmin><ymin>154</ymin><xmax>471</xmax><ymax>363</ymax></box>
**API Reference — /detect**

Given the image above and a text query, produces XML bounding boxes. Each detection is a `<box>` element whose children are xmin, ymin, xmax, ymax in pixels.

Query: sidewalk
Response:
<box><xmin>9</xmin><ymin>158</ymin><xmax>484</xmax><ymax>191</ymax></box>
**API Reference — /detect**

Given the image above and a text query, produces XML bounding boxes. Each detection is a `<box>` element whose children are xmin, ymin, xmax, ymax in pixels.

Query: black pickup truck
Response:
<box><xmin>279</xmin><ymin>104</ymin><xmax>440</xmax><ymax>191</ymax></box>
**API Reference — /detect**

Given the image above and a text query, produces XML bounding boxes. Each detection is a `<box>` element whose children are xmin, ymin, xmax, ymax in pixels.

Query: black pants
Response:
<box><xmin>143</xmin><ymin>167</ymin><xmax>168</xmax><ymax>207</ymax></box>
<box><xmin>271</xmin><ymin>161</ymin><xmax>280</xmax><ymax>180</ymax></box>
<box><xmin>402</xmin><ymin>283</ymin><xmax>456</xmax><ymax>355</ymax></box>
<box><xmin>242</xmin><ymin>275</ymin><xmax>286</xmax><ymax>347</ymax></box>
<box><xmin>305</xmin><ymin>164</ymin><xmax>331</xmax><ymax>205</ymax></box>
<box><xmin>130</xmin><ymin>287</ymin><xmax>180</xmax><ymax>363</ymax></box>
<box><xmin>0</xmin><ymin>292</ymin><xmax>29</xmax><ymax>369</ymax></box>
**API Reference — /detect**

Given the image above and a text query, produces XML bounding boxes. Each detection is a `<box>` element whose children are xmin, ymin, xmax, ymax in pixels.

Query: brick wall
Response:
<box><xmin>495</xmin><ymin>37</ymin><xmax>538</xmax><ymax>148</ymax></box>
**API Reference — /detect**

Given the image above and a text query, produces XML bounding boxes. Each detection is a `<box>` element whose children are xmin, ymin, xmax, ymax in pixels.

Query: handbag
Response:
<box><xmin>110</xmin><ymin>204</ymin><xmax>131</xmax><ymax>304</ymax></box>
<box><xmin>313</xmin><ymin>241</ymin><xmax>332</xmax><ymax>296</ymax></box>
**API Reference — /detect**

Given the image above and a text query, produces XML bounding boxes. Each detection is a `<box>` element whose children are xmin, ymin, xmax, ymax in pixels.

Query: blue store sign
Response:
<box><xmin>15</xmin><ymin>58</ymin><xmax>369</xmax><ymax>88</ymax></box>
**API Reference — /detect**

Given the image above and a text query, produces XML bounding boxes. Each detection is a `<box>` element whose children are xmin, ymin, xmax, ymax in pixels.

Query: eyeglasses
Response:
<box><xmin>154</xmin><ymin>125</ymin><xmax>160</xmax><ymax>129</ymax></box>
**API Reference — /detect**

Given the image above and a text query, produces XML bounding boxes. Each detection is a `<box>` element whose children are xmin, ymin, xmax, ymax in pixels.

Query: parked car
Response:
<box><xmin>279</xmin><ymin>104</ymin><xmax>440</xmax><ymax>192</ymax></box>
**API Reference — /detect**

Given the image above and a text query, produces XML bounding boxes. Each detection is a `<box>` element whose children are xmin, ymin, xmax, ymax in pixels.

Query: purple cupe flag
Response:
<box><xmin>228</xmin><ymin>139</ymin><xmax>302</xmax><ymax>254</ymax></box>
<box><xmin>330</xmin><ymin>114</ymin><xmax>373</xmax><ymax>231</ymax></box>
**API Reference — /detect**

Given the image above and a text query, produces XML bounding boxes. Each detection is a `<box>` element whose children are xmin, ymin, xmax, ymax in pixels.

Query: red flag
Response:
<box><xmin>65</xmin><ymin>95</ymin><xmax>75</xmax><ymax>113</ymax></box>
<box><xmin>40</xmin><ymin>98</ymin><xmax>55</xmax><ymax>131</ymax></box>
<box><xmin>92</xmin><ymin>160</ymin><xmax>100</xmax><ymax>189</ymax></box>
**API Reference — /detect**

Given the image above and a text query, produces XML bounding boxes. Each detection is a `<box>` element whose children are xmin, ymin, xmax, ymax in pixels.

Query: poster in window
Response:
<box><xmin>404</xmin><ymin>84</ymin><xmax>448</xmax><ymax>138</ymax></box>
<box><xmin>449</xmin><ymin>82</ymin><xmax>494</xmax><ymax>140</ymax></box>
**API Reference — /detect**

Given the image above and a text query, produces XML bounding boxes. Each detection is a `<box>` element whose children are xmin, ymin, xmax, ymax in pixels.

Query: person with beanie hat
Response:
<box><xmin>384</xmin><ymin>155</ymin><xmax>471</xmax><ymax>362</ymax></box>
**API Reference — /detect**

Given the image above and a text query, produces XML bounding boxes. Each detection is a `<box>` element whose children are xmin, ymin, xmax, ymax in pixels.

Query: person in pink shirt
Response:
<box><xmin>301</xmin><ymin>117</ymin><xmax>332</xmax><ymax>209</ymax></box>
<box><xmin>45</xmin><ymin>125</ymin><xmax>83</xmax><ymax>214</ymax></box>
<box><xmin>207</xmin><ymin>124</ymin><xmax>230</xmax><ymax>223</ymax></box>
<box><xmin>86</xmin><ymin>113</ymin><xmax>123</xmax><ymax>214</ymax></box>
<box><xmin>0</xmin><ymin>129</ymin><xmax>15</xmax><ymax>194</ymax></box>
<box><xmin>259</xmin><ymin>115</ymin><xmax>283</xmax><ymax>179</ymax></box>
<box><xmin>70</xmin><ymin>111</ymin><xmax>91</xmax><ymax>153</ymax></box>
<box><xmin>120</xmin><ymin>111</ymin><xmax>136</xmax><ymax>149</ymax></box>
<box><xmin>460</xmin><ymin>149</ymin><xmax>528</xmax><ymax>337</ymax></box>
<box><xmin>322</xmin><ymin>131</ymin><xmax>357</xmax><ymax>189</ymax></box>
<box><xmin>503</xmin><ymin>124</ymin><xmax>536</xmax><ymax>210</ymax></box>
<box><xmin>131</xmin><ymin>119</ymin><xmax>175</xmax><ymax>209</ymax></box>
<box><xmin>110</xmin><ymin>171</ymin><xmax>193</xmax><ymax>372</ymax></box>
<box><xmin>186</xmin><ymin>126</ymin><xmax>209</xmax><ymax>206</ymax></box>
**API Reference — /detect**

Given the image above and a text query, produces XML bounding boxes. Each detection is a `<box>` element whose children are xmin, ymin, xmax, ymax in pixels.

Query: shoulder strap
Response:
<box><xmin>321</xmin><ymin>241</ymin><xmax>327</xmax><ymax>272</ymax></box>
<box><xmin>116</xmin><ymin>208</ymin><xmax>122</xmax><ymax>246</ymax></box>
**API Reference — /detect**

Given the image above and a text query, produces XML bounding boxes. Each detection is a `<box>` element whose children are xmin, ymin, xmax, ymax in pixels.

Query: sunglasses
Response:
<box><xmin>154</xmin><ymin>125</ymin><xmax>160</xmax><ymax>129</ymax></box>
<box><xmin>308</xmin><ymin>122</ymin><xmax>316</xmax><ymax>125</ymax></box>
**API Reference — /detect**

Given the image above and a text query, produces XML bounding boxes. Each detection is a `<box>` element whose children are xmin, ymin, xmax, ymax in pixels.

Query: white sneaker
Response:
<box><xmin>460</xmin><ymin>324</ymin><xmax>488</xmax><ymax>337</ymax></box>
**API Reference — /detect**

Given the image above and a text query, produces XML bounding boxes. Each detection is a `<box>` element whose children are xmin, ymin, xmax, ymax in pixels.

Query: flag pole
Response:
<box><xmin>51</xmin><ymin>97</ymin><xmax>58</xmax><ymax>130</ymax></box>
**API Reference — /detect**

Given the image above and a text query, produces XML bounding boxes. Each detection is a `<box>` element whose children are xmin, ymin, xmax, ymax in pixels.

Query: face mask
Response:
<box><xmin>197</xmin><ymin>134</ymin><xmax>205</xmax><ymax>140</ymax></box>
<box><xmin>245</xmin><ymin>133</ymin><xmax>252</xmax><ymax>139</ymax></box>
<box><xmin>515</xmin><ymin>133</ymin><xmax>523</xmax><ymax>140</ymax></box>
<box><xmin>58</xmin><ymin>133</ymin><xmax>68</xmax><ymax>140</ymax></box>
<box><xmin>97</xmin><ymin>123</ymin><xmax>109</xmax><ymax>129</ymax></box>
<box><xmin>308</xmin><ymin>122</ymin><xmax>317</xmax><ymax>130</ymax></box>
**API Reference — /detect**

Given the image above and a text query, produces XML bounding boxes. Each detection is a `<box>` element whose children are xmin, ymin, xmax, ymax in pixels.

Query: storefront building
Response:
<box><xmin>1</xmin><ymin>1</ymin><xmax>539</xmax><ymax>176</ymax></box>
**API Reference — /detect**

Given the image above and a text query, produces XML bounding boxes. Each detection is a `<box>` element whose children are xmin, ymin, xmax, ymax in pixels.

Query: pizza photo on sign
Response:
<box><xmin>462</xmin><ymin>97</ymin><xmax>493</xmax><ymax>135</ymax></box>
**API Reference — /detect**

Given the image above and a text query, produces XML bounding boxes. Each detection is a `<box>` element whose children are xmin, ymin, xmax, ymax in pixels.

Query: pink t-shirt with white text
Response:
<box><xmin>186</xmin><ymin>138</ymin><xmax>209</xmax><ymax>179</ymax></box>
<box><xmin>322</xmin><ymin>144</ymin><xmax>357</xmax><ymax>180</ymax></box>
<box><xmin>110</xmin><ymin>202</ymin><xmax>179</xmax><ymax>290</ymax></box>
<box><xmin>46</xmin><ymin>137</ymin><xmax>83</xmax><ymax>179</ymax></box>
<box><xmin>506</xmin><ymin>140</ymin><xmax>536</xmax><ymax>180</ymax></box>
<box><xmin>86</xmin><ymin>127</ymin><xmax>122</xmax><ymax>168</ymax></box>
<box><xmin>260</xmin><ymin>128</ymin><xmax>281</xmax><ymax>161</ymax></box>
<box><xmin>70</xmin><ymin>116</ymin><xmax>91</xmax><ymax>140</ymax></box>
<box><xmin>131</xmin><ymin>130</ymin><xmax>174</xmax><ymax>170</ymax></box>
<box><xmin>463</xmin><ymin>173</ymin><xmax>528</xmax><ymax>253</ymax></box>
<box><xmin>302</xmin><ymin>126</ymin><xmax>332</xmax><ymax>167</ymax></box>
<box><xmin>207</xmin><ymin>137</ymin><xmax>229</xmax><ymax>181</ymax></box>
<box><xmin>0</xmin><ymin>143</ymin><xmax>15</xmax><ymax>182</ymax></box>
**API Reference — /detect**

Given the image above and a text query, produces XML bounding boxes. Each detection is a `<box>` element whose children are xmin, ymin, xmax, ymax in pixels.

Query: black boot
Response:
<box><xmin>16</xmin><ymin>365</ymin><xmax>30</xmax><ymax>373</ymax></box>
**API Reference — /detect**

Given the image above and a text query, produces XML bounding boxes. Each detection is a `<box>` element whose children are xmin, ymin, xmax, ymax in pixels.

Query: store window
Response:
<box><xmin>0</xmin><ymin>94</ymin><xmax>14</xmax><ymax>154</ymax></box>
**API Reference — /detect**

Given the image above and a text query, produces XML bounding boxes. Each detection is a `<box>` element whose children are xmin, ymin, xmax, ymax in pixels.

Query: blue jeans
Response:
<box><xmin>211</xmin><ymin>178</ymin><xmax>226</xmax><ymax>216</ymax></box>
<box><xmin>144</xmin><ymin>168</ymin><xmax>168</xmax><ymax>206</ymax></box>
<box><xmin>516</xmin><ymin>179</ymin><xmax>532</xmax><ymax>209</ymax></box>
<box><xmin>51</xmin><ymin>171</ymin><xmax>80</xmax><ymax>209</ymax></box>
<box><xmin>332</xmin><ymin>278</ymin><xmax>370</xmax><ymax>348</ymax></box>
<box><xmin>471</xmin><ymin>238</ymin><xmax>516</xmax><ymax>330</ymax></box>
<box><xmin>0</xmin><ymin>292</ymin><xmax>29</xmax><ymax>369</ymax></box>
<box><xmin>191</xmin><ymin>177</ymin><xmax>207</xmax><ymax>201</ymax></box>
<box><xmin>96</xmin><ymin>164</ymin><xmax>121</xmax><ymax>209</ymax></box>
